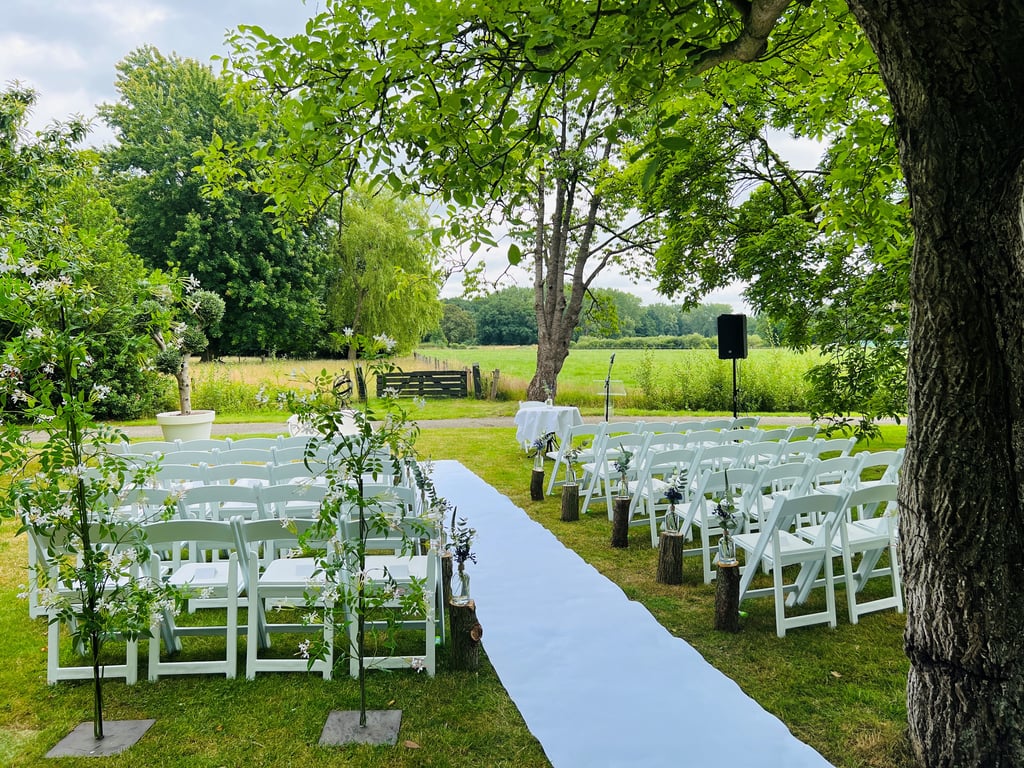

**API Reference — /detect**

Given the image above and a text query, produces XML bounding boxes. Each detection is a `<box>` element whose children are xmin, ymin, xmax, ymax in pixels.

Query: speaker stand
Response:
<box><xmin>731</xmin><ymin>358</ymin><xmax>739</xmax><ymax>419</ymax></box>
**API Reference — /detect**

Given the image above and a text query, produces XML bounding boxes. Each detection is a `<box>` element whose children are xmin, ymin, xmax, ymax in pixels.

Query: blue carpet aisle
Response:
<box><xmin>432</xmin><ymin>461</ymin><xmax>833</xmax><ymax>768</ymax></box>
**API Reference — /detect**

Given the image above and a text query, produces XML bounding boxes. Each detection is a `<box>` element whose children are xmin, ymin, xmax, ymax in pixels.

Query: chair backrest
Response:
<box><xmin>814</xmin><ymin>436</ymin><xmax>857</xmax><ymax>458</ymax></box>
<box><xmin>226</xmin><ymin>437</ymin><xmax>283</xmax><ymax>451</ymax></box>
<box><xmin>204</xmin><ymin>462</ymin><xmax>274</xmax><ymax>487</ymax></box>
<box><xmin>177</xmin><ymin>484</ymin><xmax>262</xmax><ymax>521</ymax></box>
<box><xmin>787</xmin><ymin>425</ymin><xmax>820</xmax><ymax>441</ymax></box>
<box><xmin>142</xmin><ymin>518</ymin><xmax>239</xmax><ymax>579</ymax></box>
<box><xmin>719</xmin><ymin>428</ymin><xmax>763</xmax><ymax>444</ymax></box>
<box><xmin>756</xmin><ymin>427</ymin><xmax>793</xmax><ymax>442</ymax></box>
<box><xmin>731</xmin><ymin>416</ymin><xmax>761</xmax><ymax>429</ymax></box>
<box><xmin>213</xmin><ymin>447</ymin><xmax>275</xmax><ymax>465</ymax></box>
<box><xmin>257</xmin><ymin>482</ymin><xmax>328</xmax><ymax>519</ymax></box>
<box><xmin>175</xmin><ymin>439</ymin><xmax>231</xmax><ymax>452</ymax></box>
<box><xmin>854</xmin><ymin>449</ymin><xmax>905</xmax><ymax>486</ymax></box>
<box><xmin>749</xmin><ymin>460</ymin><xmax>815</xmax><ymax>523</ymax></box>
<box><xmin>645</xmin><ymin>432</ymin><xmax>690</xmax><ymax>453</ymax></box>
<box><xmin>640</xmin><ymin>448</ymin><xmax>701</xmax><ymax>495</ymax></box>
<box><xmin>160</xmin><ymin>449</ymin><xmax>221</xmax><ymax>466</ymax></box>
<box><xmin>154</xmin><ymin>462</ymin><xmax>209</xmax><ymax>490</ymax></box>
<box><xmin>843</xmin><ymin>482</ymin><xmax>899</xmax><ymax>523</ymax></box>
<box><xmin>807</xmin><ymin>455</ymin><xmax>865</xmax><ymax>491</ymax></box>
<box><xmin>699</xmin><ymin>418</ymin><xmax>734</xmax><ymax>431</ymax></box>
<box><xmin>638</xmin><ymin>421</ymin><xmax>677</xmax><ymax>434</ymax></box>
<box><xmin>742</xmin><ymin>440</ymin><xmax>787</xmax><ymax>469</ymax></box>
<box><xmin>129</xmin><ymin>440</ymin><xmax>181</xmax><ymax>455</ymax></box>
<box><xmin>602</xmin><ymin>420</ymin><xmax>644</xmax><ymax>436</ymax></box>
<box><xmin>113</xmin><ymin>486</ymin><xmax>176</xmax><ymax>522</ymax></box>
<box><xmin>693</xmin><ymin>442</ymin><xmax>746</xmax><ymax>473</ymax></box>
<box><xmin>268</xmin><ymin>460</ymin><xmax>326</xmax><ymax>485</ymax></box>
<box><xmin>684</xmin><ymin>466</ymin><xmax>761</xmax><ymax>530</ymax></box>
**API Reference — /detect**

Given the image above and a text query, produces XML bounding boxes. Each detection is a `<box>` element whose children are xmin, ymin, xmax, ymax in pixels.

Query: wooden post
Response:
<box><xmin>611</xmin><ymin>496</ymin><xmax>630</xmax><ymax>548</ymax></box>
<box><xmin>472</xmin><ymin>364</ymin><xmax>483</xmax><ymax>399</ymax></box>
<box><xmin>714</xmin><ymin>562</ymin><xmax>741</xmax><ymax>632</ymax></box>
<box><xmin>449</xmin><ymin>599</ymin><xmax>482</xmax><ymax>672</ymax></box>
<box><xmin>656</xmin><ymin>531</ymin><xmax>684</xmax><ymax>584</ymax></box>
<box><xmin>560</xmin><ymin>484</ymin><xmax>580</xmax><ymax>522</ymax></box>
<box><xmin>530</xmin><ymin>468</ymin><xmax>545</xmax><ymax>501</ymax></box>
<box><xmin>489</xmin><ymin>369</ymin><xmax>500</xmax><ymax>399</ymax></box>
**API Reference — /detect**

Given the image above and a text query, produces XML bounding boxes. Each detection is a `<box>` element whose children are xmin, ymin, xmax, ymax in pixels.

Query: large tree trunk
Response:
<box><xmin>847</xmin><ymin>3</ymin><xmax>1024</xmax><ymax>765</ymax></box>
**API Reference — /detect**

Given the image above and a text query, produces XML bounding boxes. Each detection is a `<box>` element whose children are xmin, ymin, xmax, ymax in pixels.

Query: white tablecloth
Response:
<box><xmin>514</xmin><ymin>405</ymin><xmax>584</xmax><ymax>447</ymax></box>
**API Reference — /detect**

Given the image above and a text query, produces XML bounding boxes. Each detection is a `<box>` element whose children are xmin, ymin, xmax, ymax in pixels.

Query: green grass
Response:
<box><xmin>1</xmin><ymin>422</ymin><xmax>913</xmax><ymax>767</ymax></box>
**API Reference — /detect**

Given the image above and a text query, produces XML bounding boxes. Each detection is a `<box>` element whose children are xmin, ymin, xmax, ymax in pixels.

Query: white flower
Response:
<box><xmin>342</xmin><ymin>327</ymin><xmax>354</xmax><ymax>338</ymax></box>
<box><xmin>373</xmin><ymin>333</ymin><xmax>397</xmax><ymax>352</ymax></box>
<box><xmin>25</xmin><ymin>327</ymin><xmax>43</xmax><ymax>340</ymax></box>
<box><xmin>296</xmin><ymin>639</ymin><xmax>311</xmax><ymax>659</ymax></box>
<box><xmin>92</xmin><ymin>384</ymin><xmax>111</xmax><ymax>401</ymax></box>
<box><xmin>183</xmin><ymin>274</ymin><xmax>202</xmax><ymax>293</ymax></box>
<box><xmin>883</xmin><ymin>325</ymin><xmax>896</xmax><ymax>335</ymax></box>
<box><xmin>409</xmin><ymin>657</ymin><xmax>425</xmax><ymax>673</ymax></box>
<box><xmin>18</xmin><ymin>259</ymin><xmax>39</xmax><ymax>276</ymax></box>
<box><xmin>10</xmin><ymin>389</ymin><xmax>29</xmax><ymax>404</ymax></box>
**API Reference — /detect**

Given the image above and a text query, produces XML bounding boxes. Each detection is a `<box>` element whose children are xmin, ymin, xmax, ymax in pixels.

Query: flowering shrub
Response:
<box><xmin>0</xmin><ymin>237</ymin><xmax>181</xmax><ymax>739</ymax></box>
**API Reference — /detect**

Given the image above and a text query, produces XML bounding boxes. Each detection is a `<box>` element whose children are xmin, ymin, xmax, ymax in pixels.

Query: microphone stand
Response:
<box><xmin>604</xmin><ymin>354</ymin><xmax>615</xmax><ymax>421</ymax></box>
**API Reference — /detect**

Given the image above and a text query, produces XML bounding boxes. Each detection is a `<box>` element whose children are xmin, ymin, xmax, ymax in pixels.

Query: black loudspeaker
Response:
<box><xmin>717</xmin><ymin>314</ymin><xmax>748</xmax><ymax>360</ymax></box>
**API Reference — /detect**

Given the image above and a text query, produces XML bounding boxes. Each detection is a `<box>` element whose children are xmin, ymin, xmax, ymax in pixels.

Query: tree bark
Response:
<box><xmin>449</xmin><ymin>599</ymin><xmax>482</xmax><ymax>672</ymax></box>
<box><xmin>714</xmin><ymin>562</ymin><xmax>740</xmax><ymax>633</ymax></box>
<box><xmin>656</xmin><ymin>531</ymin><xmax>684</xmax><ymax>585</ymax></box>
<box><xmin>845</xmin><ymin>3</ymin><xmax>1024</xmax><ymax>764</ymax></box>
<box><xmin>530</xmin><ymin>468</ymin><xmax>545</xmax><ymax>501</ymax></box>
<box><xmin>440</xmin><ymin>553</ymin><xmax>453</xmax><ymax>614</ymax></box>
<box><xmin>560</xmin><ymin>483</ymin><xmax>580</xmax><ymax>522</ymax></box>
<box><xmin>611</xmin><ymin>496</ymin><xmax>630</xmax><ymax>548</ymax></box>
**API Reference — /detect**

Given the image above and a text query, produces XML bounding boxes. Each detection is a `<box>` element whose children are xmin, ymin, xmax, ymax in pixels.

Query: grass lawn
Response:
<box><xmin>0</xmin><ymin>422</ymin><xmax>913</xmax><ymax>767</ymax></box>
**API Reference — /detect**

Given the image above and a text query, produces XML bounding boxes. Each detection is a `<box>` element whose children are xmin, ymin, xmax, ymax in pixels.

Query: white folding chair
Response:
<box><xmin>852</xmin><ymin>449</ymin><xmax>905</xmax><ymax>490</ymax></box>
<box><xmin>794</xmin><ymin>483</ymin><xmax>903</xmax><ymax>623</ymax></box>
<box><xmin>234</xmin><ymin>516</ymin><xmax>334</xmax><ymax>679</ymax></box>
<box><xmin>31</xmin><ymin>524</ymin><xmax>143</xmax><ymax>685</ymax></box>
<box><xmin>630</xmin><ymin>447</ymin><xmax>701</xmax><ymax>546</ymax></box>
<box><xmin>177</xmin><ymin>483</ymin><xmax>262</xmax><ymax>521</ymax></box>
<box><xmin>338</xmin><ymin>513</ymin><xmax>439</xmax><ymax>677</ymax></box>
<box><xmin>732</xmin><ymin>491</ymin><xmax>848</xmax><ymax>637</ymax></box>
<box><xmin>731</xmin><ymin>416</ymin><xmax>761</xmax><ymax>429</ymax></box>
<box><xmin>144</xmin><ymin>518</ymin><xmax>244</xmax><ymax>680</ymax></box>
<box><xmin>546</xmin><ymin>423</ymin><xmax>605</xmax><ymax>496</ymax></box>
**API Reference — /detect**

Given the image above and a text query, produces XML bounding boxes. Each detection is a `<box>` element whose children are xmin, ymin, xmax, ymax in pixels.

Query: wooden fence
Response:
<box><xmin>376</xmin><ymin>370</ymin><xmax>469</xmax><ymax>399</ymax></box>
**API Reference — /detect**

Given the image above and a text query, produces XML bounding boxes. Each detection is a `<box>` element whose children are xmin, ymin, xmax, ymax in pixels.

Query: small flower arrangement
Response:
<box><xmin>530</xmin><ymin>431</ymin><xmax>556</xmax><ymax>469</ymax></box>
<box><xmin>713</xmin><ymin>471</ymin><xmax>740</xmax><ymax>565</ymax></box>
<box><xmin>450</xmin><ymin>509</ymin><xmax>477</xmax><ymax>605</ymax></box>
<box><xmin>613</xmin><ymin>449</ymin><xmax>633</xmax><ymax>497</ymax></box>
<box><xmin>563</xmin><ymin>441</ymin><xmax>589</xmax><ymax>485</ymax></box>
<box><xmin>664</xmin><ymin>479</ymin><xmax>685</xmax><ymax>533</ymax></box>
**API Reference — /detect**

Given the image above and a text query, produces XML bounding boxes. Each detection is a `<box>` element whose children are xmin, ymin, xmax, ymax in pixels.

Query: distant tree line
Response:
<box><xmin>433</xmin><ymin>287</ymin><xmax>772</xmax><ymax>347</ymax></box>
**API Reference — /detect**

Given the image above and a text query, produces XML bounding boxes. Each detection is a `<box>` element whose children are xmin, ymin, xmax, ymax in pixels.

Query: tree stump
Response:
<box><xmin>714</xmin><ymin>562</ymin><xmax>741</xmax><ymax>632</ymax></box>
<box><xmin>449</xmin><ymin>599</ymin><xmax>482</xmax><ymax>672</ymax></box>
<box><xmin>611</xmin><ymin>496</ymin><xmax>630</xmax><ymax>548</ymax></box>
<box><xmin>560</xmin><ymin>483</ymin><xmax>580</xmax><ymax>522</ymax></box>
<box><xmin>440</xmin><ymin>553</ymin><xmax>453</xmax><ymax>611</ymax></box>
<box><xmin>530</xmin><ymin>468</ymin><xmax>545</xmax><ymax>501</ymax></box>
<box><xmin>656</xmin><ymin>531</ymin><xmax>684</xmax><ymax>584</ymax></box>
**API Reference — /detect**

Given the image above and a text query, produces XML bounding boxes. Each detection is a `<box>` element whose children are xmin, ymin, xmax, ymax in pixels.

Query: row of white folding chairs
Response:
<box><xmin>730</xmin><ymin>482</ymin><xmax>903</xmax><ymax>637</ymax></box>
<box><xmin>576</xmin><ymin>430</ymin><xmax>838</xmax><ymax>519</ymax></box>
<box><xmin>639</xmin><ymin>449</ymin><xmax>904</xmax><ymax>582</ymax></box>
<box><xmin>622</xmin><ymin>444</ymin><xmax>905</xmax><ymax>552</ymax></box>
<box><xmin>39</xmin><ymin>493</ymin><xmax>439</xmax><ymax>684</ymax></box>
<box><xmin>104</xmin><ymin>435</ymin><xmax>314</xmax><ymax>456</ymax></box>
<box><xmin>546</xmin><ymin>419</ymin><xmax>816</xmax><ymax>496</ymax></box>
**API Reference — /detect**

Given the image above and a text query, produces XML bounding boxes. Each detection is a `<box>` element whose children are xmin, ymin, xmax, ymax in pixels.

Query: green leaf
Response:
<box><xmin>507</xmin><ymin>243</ymin><xmax>522</xmax><ymax>265</ymax></box>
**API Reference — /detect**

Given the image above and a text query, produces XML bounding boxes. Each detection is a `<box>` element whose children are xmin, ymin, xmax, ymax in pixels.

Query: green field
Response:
<box><xmin>415</xmin><ymin>346</ymin><xmax>820</xmax><ymax>412</ymax></box>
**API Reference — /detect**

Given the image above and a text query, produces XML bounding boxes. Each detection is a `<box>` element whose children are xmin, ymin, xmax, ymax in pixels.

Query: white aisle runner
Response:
<box><xmin>432</xmin><ymin>461</ymin><xmax>833</xmax><ymax>768</ymax></box>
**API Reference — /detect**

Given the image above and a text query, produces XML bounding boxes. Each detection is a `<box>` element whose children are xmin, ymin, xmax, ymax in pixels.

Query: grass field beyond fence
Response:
<box><xmin>179</xmin><ymin>347</ymin><xmax>821</xmax><ymax>420</ymax></box>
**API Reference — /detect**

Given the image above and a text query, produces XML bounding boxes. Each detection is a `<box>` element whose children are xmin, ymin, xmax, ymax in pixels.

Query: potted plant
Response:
<box><xmin>144</xmin><ymin>270</ymin><xmax>225</xmax><ymax>441</ymax></box>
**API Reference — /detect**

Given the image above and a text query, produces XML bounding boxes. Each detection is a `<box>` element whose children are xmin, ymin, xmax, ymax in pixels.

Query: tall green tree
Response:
<box><xmin>325</xmin><ymin>188</ymin><xmax>442</xmax><ymax>356</ymax></box>
<box><xmin>0</xmin><ymin>85</ymin><xmax>161</xmax><ymax>419</ymax></box>
<box><xmin>99</xmin><ymin>46</ymin><xmax>328</xmax><ymax>358</ymax></box>
<box><xmin>222</xmin><ymin>0</ymin><xmax>1024</xmax><ymax>764</ymax></box>
<box><xmin>472</xmin><ymin>287</ymin><xmax>538</xmax><ymax>345</ymax></box>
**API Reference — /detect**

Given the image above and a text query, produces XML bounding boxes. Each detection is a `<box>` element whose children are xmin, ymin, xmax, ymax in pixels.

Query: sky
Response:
<box><xmin>2</xmin><ymin>0</ymin><xmax>822</xmax><ymax>312</ymax></box>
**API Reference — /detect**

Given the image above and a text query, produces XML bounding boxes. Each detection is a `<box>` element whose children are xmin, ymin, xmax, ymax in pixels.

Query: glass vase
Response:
<box><xmin>718</xmin><ymin>533</ymin><xmax>738</xmax><ymax>566</ymax></box>
<box><xmin>565</xmin><ymin>465</ymin><xmax>577</xmax><ymax>485</ymax></box>
<box><xmin>533</xmin><ymin>452</ymin><xmax>545</xmax><ymax>471</ymax></box>
<box><xmin>452</xmin><ymin>568</ymin><xmax>471</xmax><ymax>605</ymax></box>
